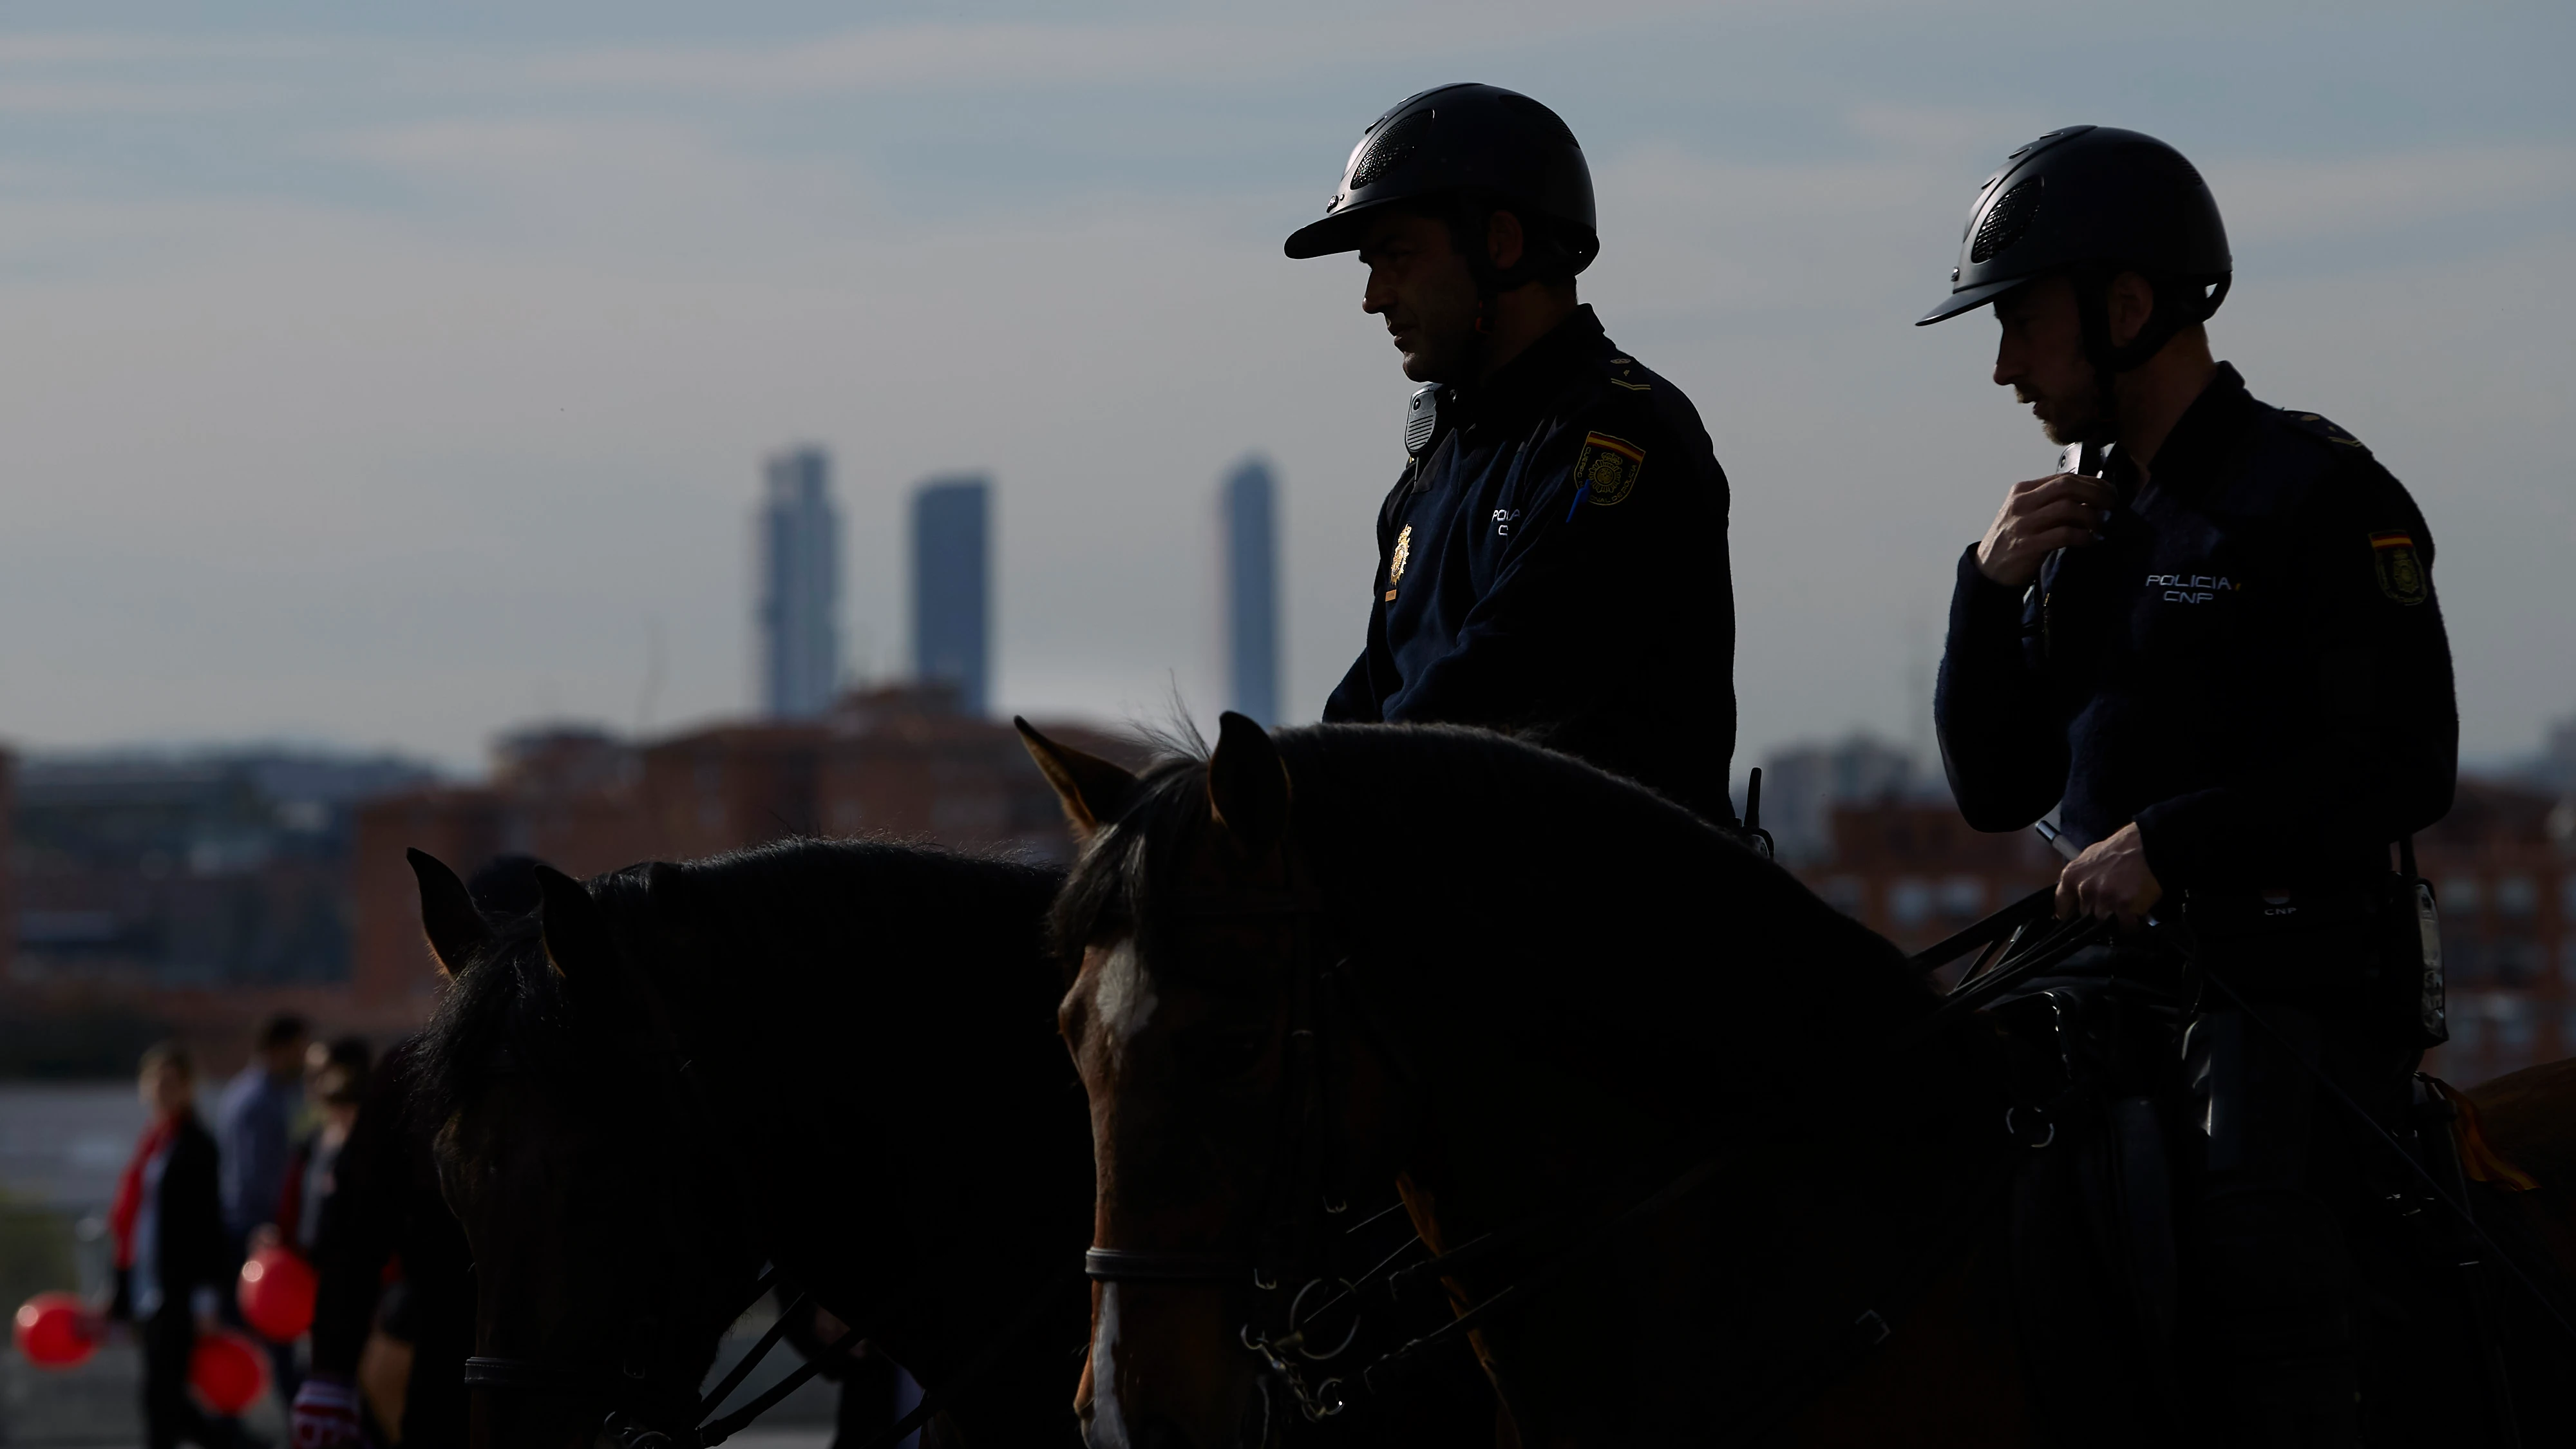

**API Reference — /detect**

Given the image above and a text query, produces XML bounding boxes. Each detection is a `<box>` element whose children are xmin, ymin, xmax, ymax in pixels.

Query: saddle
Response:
<box><xmin>1980</xmin><ymin>969</ymin><xmax>2560</xmax><ymax>1445</ymax></box>
<box><xmin>1988</xmin><ymin>972</ymin><xmax>2186</xmax><ymax>1444</ymax></box>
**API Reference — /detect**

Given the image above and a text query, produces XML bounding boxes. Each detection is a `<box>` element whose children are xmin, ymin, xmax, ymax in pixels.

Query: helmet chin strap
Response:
<box><xmin>2070</xmin><ymin>265</ymin><xmax>2230</xmax><ymax>440</ymax></box>
<box><xmin>1451</xmin><ymin>192</ymin><xmax>1563</xmax><ymax>366</ymax></box>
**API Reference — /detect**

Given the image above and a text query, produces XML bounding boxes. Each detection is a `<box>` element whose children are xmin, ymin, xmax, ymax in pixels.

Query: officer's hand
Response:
<box><xmin>1976</xmin><ymin>472</ymin><xmax>2117</xmax><ymax>588</ymax></box>
<box><xmin>2054</xmin><ymin>822</ymin><xmax>2163</xmax><ymax>928</ymax></box>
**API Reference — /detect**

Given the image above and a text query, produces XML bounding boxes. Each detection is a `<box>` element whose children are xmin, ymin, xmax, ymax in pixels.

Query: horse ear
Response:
<box><xmin>1207</xmin><ymin>712</ymin><xmax>1290</xmax><ymax>862</ymax></box>
<box><xmin>1016</xmin><ymin>717</ymin><xmax>1140</xmax><ymax>841</ymax></box>
<box><xmin>534</xmin><ymin>865</ymin><xmax>612</xmax><ymax>981</ymax></box>
<box><xmin>407</xmin><ymin>848</ymin><xmax>491</xmax><ymax>978</ymax></box>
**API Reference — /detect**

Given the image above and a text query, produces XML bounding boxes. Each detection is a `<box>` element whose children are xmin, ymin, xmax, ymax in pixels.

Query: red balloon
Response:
<box><xmin>13</xmin><ymin>1292</ymin><xmax>99</xmax><ymax>1369</ymax></box>
<box><xmin>190</xmin><ymin>1327</ymin><xmax>269</xmax><ymax>1415</ymax></box>
<box><xmin>238</xmin><ymin>1246</ymin><xmax>318</xmax><ymax>1343</ymax></box>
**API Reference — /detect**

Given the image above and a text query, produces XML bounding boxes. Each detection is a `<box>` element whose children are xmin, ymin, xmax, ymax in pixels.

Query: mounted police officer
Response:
<box><xmin>1923</xmin><ymin>127</ymin><xmax>2457</xmax><ymax>1443</ymax></box>
<box><xmin>1296</xmin><ymin>84</ymin><xmax>1740</xmax><ymax>828</ymax></box>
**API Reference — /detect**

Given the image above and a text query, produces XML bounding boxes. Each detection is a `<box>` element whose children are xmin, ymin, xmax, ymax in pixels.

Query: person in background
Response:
<box><xmin>219</xmin><ymin>1012</ymin><xmax>310</xmax><ymax>1402</ymax></box>
<box><xmin>273</xmin><ymin>1037</ymin><xmax>373</xmax><ymax>1256</ymax></box>
<box><xmin>293</xmin><ymin>858</ymin><xmax>540</xmax><ymax>1449</ymax></box>
<box><xmin>218</xmin><ymin>1014</ymin><xmax>309</xmax><ymax>1250</ymax></box>
<box><xmin>109</xmin><ymin>1042</ymin><xmax>256</xmax><ymax>1449</ymax></box>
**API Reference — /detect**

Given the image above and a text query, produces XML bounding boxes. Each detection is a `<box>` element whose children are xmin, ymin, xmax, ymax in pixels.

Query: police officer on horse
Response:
<box><xmin>1922</xmin><ymin>126</ymin><xmax>2457</xmax><ymax>1443</ymax></box>
<box><xmin>1293</xmin><ymin>84</ymin><xmax>1741</xmax><ymax>828</ymax></box>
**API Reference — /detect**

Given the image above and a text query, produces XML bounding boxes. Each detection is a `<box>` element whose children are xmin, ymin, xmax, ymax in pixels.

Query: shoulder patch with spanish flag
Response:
<box><xmin>1571</xmin><ymin>431</ymin><xmax>1645</xmax><ymax>509</ymax></box>
<box><xmin>2371</xmin><ymin>531</ymin><xmax>2428</xmax><ymax>606</ymax></box>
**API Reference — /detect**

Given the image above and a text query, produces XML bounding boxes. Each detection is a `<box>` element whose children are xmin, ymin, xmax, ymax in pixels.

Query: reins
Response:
<box><xmin>1916</xmin><ymin>890</ymin><xmax>2576</xmax><ymax>1345</ymax></box>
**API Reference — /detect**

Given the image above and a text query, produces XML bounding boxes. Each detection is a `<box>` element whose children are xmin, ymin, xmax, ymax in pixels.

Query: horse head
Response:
<box><xmin>413</xmin><ymin>851</ymin><xmax>764</xmax><ymax>1449</ymax></box>
<box><xmin>1027</xmin><ymin>713</ymin><xmax>1382</xmax><ymax>1449</ymax></box>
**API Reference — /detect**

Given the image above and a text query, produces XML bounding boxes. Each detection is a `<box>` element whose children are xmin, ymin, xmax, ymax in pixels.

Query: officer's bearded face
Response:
<box><xmin>1993</xmin><ymin>275</ymin><xmax>2105</xmax><ymax>446</ymax></box>
<box><xmin>1358</xmin><ymin>210</ymin><xmax>1484</xmax><ymax>384</ymax></box>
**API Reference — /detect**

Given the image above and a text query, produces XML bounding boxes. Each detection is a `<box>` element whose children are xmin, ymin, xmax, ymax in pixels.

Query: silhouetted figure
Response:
<box><xmin>113</xmin><ymin>1042</ymin><xmax>257</xmax><ymax>1449</ymax></box>
<box><xmin>296</xmin><ymin>858</ymin><xmax>540</xmax><ymax>1449</ymax></box>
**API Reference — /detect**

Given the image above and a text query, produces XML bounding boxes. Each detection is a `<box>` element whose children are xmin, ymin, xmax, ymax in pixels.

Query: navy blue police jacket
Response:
<box><xmin>1322</xmin><ymin>306</ymin><xmax>1739</xmax><ymax>825</ymax></box>
<box><xmin>1935</xmin><ymin>363</ymin><xmax>2456</xmax><ymax>898</ymax></box>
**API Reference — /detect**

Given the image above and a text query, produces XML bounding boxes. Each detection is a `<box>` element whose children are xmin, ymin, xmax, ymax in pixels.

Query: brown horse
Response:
<box><xmin>1021</xmin><ymin>712</ymin><xmax>2569</xmax><ymax>1448</ymax></box>
<box><xmin>410</xmin><ymin>841</ymin><xmax>1094</xmax><ymax>1449</ymax></box>
<box><xmin>2469</xmin><ymin>1057</ymin><xmax>2576</xmax><ymax>1271</ymax></box>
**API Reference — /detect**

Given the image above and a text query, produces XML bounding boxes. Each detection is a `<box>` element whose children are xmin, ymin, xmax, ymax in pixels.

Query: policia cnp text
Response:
<box><xmin>1923</xmin><ymin>127</ymin><xmax>2458</xmax><ymax>1444</ymax></box>
<box><xmin>1293</xmin><ymin>84</ymin><xmax>1740</xmax><ymax>828</ymax></box>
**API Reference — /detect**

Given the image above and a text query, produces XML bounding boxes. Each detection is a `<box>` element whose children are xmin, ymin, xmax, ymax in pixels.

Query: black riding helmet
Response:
<box><xmin>1283</xmin><ymin>82</ymin><xmax>1598</xmax><ymax>282</ymax></box>
<box><xmin>1917</xmin><ymin>126</ymin><xmax>2230</xmax><ymax>374</ymax></box>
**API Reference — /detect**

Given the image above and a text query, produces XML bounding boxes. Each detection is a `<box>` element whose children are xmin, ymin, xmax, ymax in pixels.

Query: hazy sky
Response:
<box><xmin>2</xmin><ymin>1</ymin><xmax>2570</xmax><ymax>776</ymax></box>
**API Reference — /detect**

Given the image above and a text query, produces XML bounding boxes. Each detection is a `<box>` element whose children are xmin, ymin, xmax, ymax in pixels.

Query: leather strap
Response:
<box><xmin>1084</xmin><ymin>1248</ymin><xmax>1247</xmax><ymax>1283</ymax></box>
<box><xmin>463</xmin><ymin>1357</ymin><xmax>624</xmax><ymax>1395</ymax></box>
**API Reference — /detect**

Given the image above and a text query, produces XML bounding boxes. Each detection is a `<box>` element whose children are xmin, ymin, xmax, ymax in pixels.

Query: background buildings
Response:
<box><xmin>912</xmin><ymin>477</ymin><xmax>992</xmax><ymax>718</ymax></box>
<box><xmin>1222</xmin><ymin>457</ymin><xmax>1281</xmax><ymax>725</ymax></box>
<box><xmin>757</xmin><ymin>446</ymin><xmax>842</xmax><ymax>721</ymax></box>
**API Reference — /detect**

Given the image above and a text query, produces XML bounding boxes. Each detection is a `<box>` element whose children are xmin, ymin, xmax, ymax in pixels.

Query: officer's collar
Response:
<box><xmin>2128</xmin><ymin>361</ymin><xmax>2256</xmax><ymax>493</ymax></box>
<box><xmin>1452</xmin><ymin>305</ymin><xmax>1610</xmax><ymax>419</ymax></box>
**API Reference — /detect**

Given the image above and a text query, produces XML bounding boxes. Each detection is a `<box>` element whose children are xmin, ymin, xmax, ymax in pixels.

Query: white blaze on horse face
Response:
<box><xmin>1086</xmin><ymin>1283</ymin><xmax>1135</xmax><ymax>1449</ymax></box>
<box><xmin>1093</xmin><ymin>938</ymin><xmax>1158</xmax><ymax>1056</ymax></box>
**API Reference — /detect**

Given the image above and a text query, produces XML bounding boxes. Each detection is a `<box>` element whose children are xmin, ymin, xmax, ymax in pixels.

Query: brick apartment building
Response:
<box><xmin>1799</xmin><ymin>778</ymin><xmax>2575</xmax><ymax>1086</ymax></box>
<box><xmin>349</xmin><ymin>684</ymin><xmax>1135</xmax><ymax>1010</ymax></box>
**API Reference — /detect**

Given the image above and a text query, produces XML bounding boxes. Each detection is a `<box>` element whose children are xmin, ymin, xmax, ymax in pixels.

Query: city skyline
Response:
<box><xmin>0</xmin><ymin>6</ymin><xmax>2566</xmax><ymax>773</ymax></box>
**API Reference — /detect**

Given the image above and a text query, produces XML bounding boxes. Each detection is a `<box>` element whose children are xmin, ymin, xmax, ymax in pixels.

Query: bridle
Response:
<box><xmin>1077</xmin><ymin>846</ymin><xmax>1756</xmax><ymax>1430</ymax></box>
<box><xmin>459</xmin><ymin>953</ymin><xmax>797</xmax><ymax>1449</ymax></box>
<box><xmin>1077</xmin><ymin>853</ymin><xmax>1390</xmax><ymax>1428</ymax></box>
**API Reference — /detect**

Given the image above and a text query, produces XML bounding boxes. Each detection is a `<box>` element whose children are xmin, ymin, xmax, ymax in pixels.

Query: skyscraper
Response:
<box><xmin>912</xmin><ymin>475</ymin><xmax>990</xmax><ymax>715</ymax></box>
<box><xmin>1222</xmin><ymin>457</ymin><xmax>1280</xmax><ymax>724</ymax></box>
<box><xmin>757</xmin><ymin>446</ymin><xmax>841</xmax><ymax>719</ymax></box>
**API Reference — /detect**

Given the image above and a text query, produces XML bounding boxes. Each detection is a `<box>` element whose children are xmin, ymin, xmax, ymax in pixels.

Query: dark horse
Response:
<box><xmin>1021</xmin><ymin>713</ymin><xmax>2571</xmax><ymax>1447</ymax></box>
<box><xmin>411</xmin><ymin>840</ymin><xmax>1094</xmax><ymax>1449</ymax></box>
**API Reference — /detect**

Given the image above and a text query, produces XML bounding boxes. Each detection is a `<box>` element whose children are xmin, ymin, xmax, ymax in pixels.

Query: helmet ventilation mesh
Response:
<box><xmin>1971</xmin><ymin>178</ymin><xmax>2043</xmax><ymax>264</ymax></box>
<box><xmin>1349</xmin><ymin>109</ymin><xmax>1435</xmax><ymax>191</ymax></box>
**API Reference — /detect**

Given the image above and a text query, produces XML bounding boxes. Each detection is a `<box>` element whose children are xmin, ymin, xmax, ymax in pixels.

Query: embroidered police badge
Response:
<box><xmin>2294</xmin><ymin>412</ymin><xmax>2369</xmax><ymax>450</ymax></box>
<box><xmin>2371</xmin><ymin>531</ymin><xmax>2427</xmax><ymax>606</ymax></box>
<box><xmin>1385</xmin><ymin>524</ymin><xmax>1412</xmax><ymax>601</ymax></box>
<box><xmin>1573</xmin><ymin>431</ymin><xmax>1645</xmax><ymax>507</ymax></box>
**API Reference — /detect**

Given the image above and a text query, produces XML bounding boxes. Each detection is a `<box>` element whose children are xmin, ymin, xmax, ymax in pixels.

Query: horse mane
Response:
<box><xmin>1053</xmin><ymin>723</ymin><xmax>1929</xmax><ymax>1080</ymax></box>
<box><xmin>419</xmin><ymin>838</ymin><xmax>1065</xmax><ymax>1136</ymax></box>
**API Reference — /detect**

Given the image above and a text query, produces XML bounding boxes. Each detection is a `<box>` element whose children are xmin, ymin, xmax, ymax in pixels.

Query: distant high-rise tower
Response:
<box><xmin>911</xmin><ymin>475</ymin><xmax>991</xmax><ymax>715</ymax></box>
<box><xmin>1222</xmin><ymin>457</ymin><xmax>1280</xmax><ymax>724</ymax></box>
<box><xmin>757</xmin><ymin>446</ymin><xmax>841</xmax><ymax>719</ymax></box>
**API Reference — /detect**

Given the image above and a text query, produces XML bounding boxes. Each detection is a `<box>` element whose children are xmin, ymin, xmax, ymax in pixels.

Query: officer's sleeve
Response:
<box><xmin>1322</xmin><ymin>650</ymin><xmax>1384</xmax><ymax>723</ymax></box>
<box><xmin>1322</xmin><ymin>468</ymin><xmax>1416</xmax><ymax>724</ymax></box>
<box><xmin>2133</xmin><ymin>463</ymin><xmax>2457</xmax><ymax>886</ymax></box>
<box><xmin>1386</xmin><ymin>410</ymin><xmax>1724</xmax><ymax>735</ymax></box>
<box><xmin>1934</xmin><ymin>546</ymin><xmax>2071</xmax><ymax>831</ymax></box>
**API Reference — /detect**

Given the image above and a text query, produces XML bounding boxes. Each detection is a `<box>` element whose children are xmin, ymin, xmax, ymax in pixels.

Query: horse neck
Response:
<box><xmin>1283</xmin><ymin>763</ymin><xmax>1993</xmax><ymax>1438</ymax></box>
<box><xmin>638</xmin><ymin>857</ymin><xmax>1093</xmax><ymax>1401</ymax></box>
<box><xmin>1381</xmin><ymin>997</ymin><xmax>2010</xmax><ymax>1444</ymax></box>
